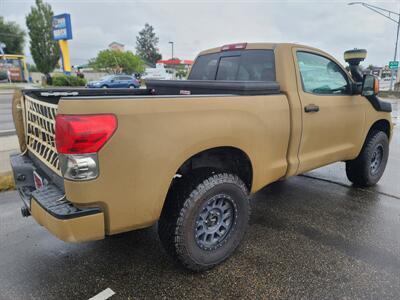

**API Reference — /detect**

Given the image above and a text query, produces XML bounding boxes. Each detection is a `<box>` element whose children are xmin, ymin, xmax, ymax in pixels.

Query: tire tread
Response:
<box><xmin>158</xmin><ymin>172</ymin><xmax>249</xmax><ymax>271</ymax></box>
<box><xmin>346</xmin><ymin>130</ymin><xmax>388</xmax><ymax>187</ymax></box>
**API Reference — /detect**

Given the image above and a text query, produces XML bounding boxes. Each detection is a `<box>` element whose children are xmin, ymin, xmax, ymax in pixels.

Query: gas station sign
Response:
<box><xmin>52</xmin><ymin>13</ymin><xmax>72</xmax><ymax>75</ymax></box>
<box><xmin>52</xmin><ymin>14</ymin><xmax>72</xmax><ymax>40</ymax></box>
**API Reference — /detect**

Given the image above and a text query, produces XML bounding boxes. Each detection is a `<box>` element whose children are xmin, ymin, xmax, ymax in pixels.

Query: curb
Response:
<box><xmin>0</xmin><ymin>172</ymin><xmax>15</xmax><ymax>192</ymax></box>
<box><xmin>0</xmin><ymin>88</ymin><xmax>16</xmax><ymax>94</ymax></box>
<box><xmin>0</xmin><ymin>130</ymin><xmax>16</xmax><ymax>137</ymax></box>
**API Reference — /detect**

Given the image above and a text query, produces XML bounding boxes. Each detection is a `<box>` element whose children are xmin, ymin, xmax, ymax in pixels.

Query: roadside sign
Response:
<box><xmin>52</xmin><ymin>13</ymin><xmax>72</xmax><ymax>75</ymax></box>
<box><xmin>52</xmin><ymin>14</ymin><xmax>72</xmax><ymax>40</ymax></box>
<box><xmin>389</xmin><ymin>61</ymin><xmax>399</xmax><ymax>70</ymax></box>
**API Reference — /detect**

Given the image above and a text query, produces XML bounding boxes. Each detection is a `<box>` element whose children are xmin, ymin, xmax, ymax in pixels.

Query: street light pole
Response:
<box><xmin>169</xmin><ymin>41</ymin><xmax>174</xmax><ymax>60</ymax></box>
<box><xmin>348</xmin><ymin>2</ymin><xmax>400</xmax><ymax>91</ymax></box>
<box><xmin>392</xmin><ymin>12</ymin><xmax>400</xmax><ymax>91</ymax></box>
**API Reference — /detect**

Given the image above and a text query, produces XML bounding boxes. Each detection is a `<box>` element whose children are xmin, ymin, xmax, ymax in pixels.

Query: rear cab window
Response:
<box><xmin>189</xmin><ymin>49</ymin><xmax>276</xmax><ymax>81</ymax></box>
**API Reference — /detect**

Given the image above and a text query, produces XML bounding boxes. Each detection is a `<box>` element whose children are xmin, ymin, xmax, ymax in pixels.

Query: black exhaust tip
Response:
<box><xmin>21</xmin><ymin>206</ymin><xmax>31</xmax><ymax>217</ymax></box>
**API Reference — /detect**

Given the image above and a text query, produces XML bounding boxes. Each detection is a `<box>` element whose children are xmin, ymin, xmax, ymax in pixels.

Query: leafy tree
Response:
<box><xmin>175</xmin><ymin>67</ymin><xmax>188</xmax><ymax>79</ymax></box>
<box><xmin>165</xmin><ymin>59</ymin><xmax>188</xmax><ymax>78</ymax></box>
<box><xmin>27</xmin><ymin>63</ymin><xmax>38</xmax><ymax>72</ymax></box>
<box><xmin>366</xmin><ymin>64</ymin><xmax>376</xmax><ymax>70</ymax></box>
<box><xmin>136</xmin><ymin>23</ymin><xmax>162</xmax><ymax>64</ymax></box>
<box><xmin>52</xmin><ymin>74</ymin><xmax>86</xmax><ymax>86</ymax></box>
<box><xmin>26</xmin><ymin>0</ymin><xmax>60</xmax><ymax>81</ymax></box>
<box><xmin>89</xmin><ymin>50</ymin><xmax>145</xmax><ymax>74</ymax></box>
<box><xmin>0</xmin><ymin>17</ymin><xmax>25</xmax><ymax>54</ymax></box>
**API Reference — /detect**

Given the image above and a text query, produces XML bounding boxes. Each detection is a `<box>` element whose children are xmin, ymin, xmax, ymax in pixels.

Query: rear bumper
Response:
<box><xmin>10</xmin><ymin>153</ymin><xmax>105</xmax><ymax>242</ymax></box>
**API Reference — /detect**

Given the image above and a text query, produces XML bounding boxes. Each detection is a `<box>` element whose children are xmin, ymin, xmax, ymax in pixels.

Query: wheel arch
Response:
<box><xmin>160</xmin><ymin>146</ymin><xmax>253</xmax><ymax>219</ymax></box>
<box><xmin>368</xmin><ymin>119</ymin><xmax>391</xmax><ymax>140</ymax></box>
<box><xmin>176</xmin><ymin>146</ymin><xmax>253</xmax><ymax>190</ymax></box>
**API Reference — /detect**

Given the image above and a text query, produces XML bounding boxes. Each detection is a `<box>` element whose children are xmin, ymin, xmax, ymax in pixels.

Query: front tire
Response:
<box><xmin>158</xmin><ymin>172</ymin><xmax>250</xmax><ymax>271</ymax></box>
<box><xmin>346</xmin><ymin>130</ymin><xmax>389</xmax><ymax>187</ymax></box>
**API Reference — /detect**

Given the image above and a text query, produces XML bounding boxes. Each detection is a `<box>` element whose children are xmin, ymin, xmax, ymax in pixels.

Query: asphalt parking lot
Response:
<box><xmin>0</xmin><ymin>128</ymin><xmax>399</xmax><ymax>299</ymax></box>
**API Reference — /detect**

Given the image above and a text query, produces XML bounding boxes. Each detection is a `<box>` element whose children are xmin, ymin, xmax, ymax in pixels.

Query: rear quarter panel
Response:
<box><xmin>58</xmin><ymin>95</ymin><xmax>290</xmax><ymax>234</ymax></box>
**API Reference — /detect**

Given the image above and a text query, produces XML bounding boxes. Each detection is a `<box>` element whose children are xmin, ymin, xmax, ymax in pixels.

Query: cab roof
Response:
<box><xmin>198</xmin><ymin>42</ymin><xmax>329</xmax><ymax>57</ymax></box>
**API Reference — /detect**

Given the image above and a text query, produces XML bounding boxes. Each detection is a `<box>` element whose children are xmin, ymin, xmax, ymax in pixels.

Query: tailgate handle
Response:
<box><xmin>304</xmin><ymin>104</ymin><xmax>320</xmax><ymax>113</ymax></box>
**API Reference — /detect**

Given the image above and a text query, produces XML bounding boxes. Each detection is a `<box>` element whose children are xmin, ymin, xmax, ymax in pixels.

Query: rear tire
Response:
<box><xmin>158</xmin><ymin>172</ymin><xmax>250</xmax><ymax>271</ymax></box>
<box><xmin>346</xmin><ymin>130</ymin><xmax>389</xmax><ymax>187</ymax></box>
<box><xmin>101</xmin><ymin>85</ymin><xmax>108</xmax><ymax>89</ymax></box>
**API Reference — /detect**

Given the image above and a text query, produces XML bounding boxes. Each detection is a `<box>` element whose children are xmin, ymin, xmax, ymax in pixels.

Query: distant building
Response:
<box><xmin>157</xmin><ymin>59</ymin><xmax>193</xmax><ymax>67</ymax></box>
<box><xmin>362</xmin><ymin>66</ymin><xmax>382</xmax><ymax>77</ymax></box>
<box><xmin>108</xmin><ymin>42</ymin><xmax>125</xmax><ymax>52</ymax></box>
<box><xmin>362</xmin><ymin>65</ymin><xmax>396</xmax><ymax>79</ymax></box>
<box><xmin>155</xmin><ymin>59</ymin><xmax>194</xmax><ymax>80</ymax></box>
<box><xmin>0</xmin><ymin>54</ymin><xmax>28</xmax><ymax>82</ymax></box>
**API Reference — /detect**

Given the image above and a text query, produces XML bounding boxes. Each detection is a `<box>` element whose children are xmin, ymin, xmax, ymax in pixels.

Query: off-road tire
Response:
<box><xmin>158</xmin><ymin>172</ymin><xmax>250</xmax><ymax>271</ymax></box>
<box><xmin>346</xmin><ymin>130</ymin><xmax>389</xmax><ymax>187</ymax></box>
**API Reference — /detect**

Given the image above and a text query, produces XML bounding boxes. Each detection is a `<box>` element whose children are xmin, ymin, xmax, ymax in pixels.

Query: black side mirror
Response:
<box><xmin>361</xmin><ymin>74</ymin><xmax>379</xmax><ymax>96</ymax></box>
<box><xmin>350</xmin><ymin>82</ymin><xmax>362</xmax><ymax>95</ymax></box>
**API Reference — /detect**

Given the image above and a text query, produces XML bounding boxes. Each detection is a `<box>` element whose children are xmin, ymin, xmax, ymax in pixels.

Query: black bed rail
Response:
<box><xmin>146</xmin><ymin>79</ymin><xmax>281</xmax><ymax>96</ymax></box>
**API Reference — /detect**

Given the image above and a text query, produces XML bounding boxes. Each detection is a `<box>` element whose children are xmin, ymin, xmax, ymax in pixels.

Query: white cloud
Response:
<box><xmin>1</xmin><ymin>0</ymin><xmax>399</xmax><ymax>66</ymax></box>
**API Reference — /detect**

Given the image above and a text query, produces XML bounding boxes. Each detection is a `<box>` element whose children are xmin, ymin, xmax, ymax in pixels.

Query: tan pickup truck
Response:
<box><xmin>10</xmin><ymin>43</ymin><xmax>392</xmax><ymax>271</ymax></box>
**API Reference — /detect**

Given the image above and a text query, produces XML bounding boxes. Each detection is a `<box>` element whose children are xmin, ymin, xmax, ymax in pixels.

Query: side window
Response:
<box><xmin>296</xmin><ymin>52</ymin><xmax>350</xmax><ymax>95</ymax></box>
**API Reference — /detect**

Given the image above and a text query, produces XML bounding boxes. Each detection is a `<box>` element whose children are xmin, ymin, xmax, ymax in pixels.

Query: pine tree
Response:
<box><xmin>136</xmin><ymin>23</ymin><xmax>162</xmax><ymax>64</ymax></box>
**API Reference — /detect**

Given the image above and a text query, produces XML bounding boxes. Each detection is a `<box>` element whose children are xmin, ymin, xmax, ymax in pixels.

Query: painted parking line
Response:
<box><xmin>88</xmin><ymin>288</ymin><xmax>115</xmax><ymax>300</ymax></box>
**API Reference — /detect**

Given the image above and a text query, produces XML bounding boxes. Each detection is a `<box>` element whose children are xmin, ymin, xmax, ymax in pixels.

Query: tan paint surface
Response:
<box><xmin>60</xmin><ymin>95</ymin><xmax>291</xmax><ymax>234</ymax></box>
<box><xmin>289</xmin><ymin>46</ymin><xmax>392</xmax><ymax>173</ymax></box>
<box><xmin>18</xmin><ymin>43</ymin><xmax>393</xmax><ymax>240</ymax></box>
<box><xmin>31</xmin><ymin>200</ymin><xmax>105</xmax><ymax>242</ymax></box>
<box><xmin>11</xmin><ymin>89</ymin><xmax>26</xmax><ymax>153</ymax></box>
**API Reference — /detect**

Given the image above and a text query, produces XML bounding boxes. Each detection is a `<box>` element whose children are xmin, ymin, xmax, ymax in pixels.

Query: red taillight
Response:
<box><xmin>55</xmin><ymin>114</ymin><xmax>117</xmax><ymax>154</ymax></box>
<box><xmin>221</xmin><ymin>43</ymin><xmax>247</xmax><ymax>51</ymax></box>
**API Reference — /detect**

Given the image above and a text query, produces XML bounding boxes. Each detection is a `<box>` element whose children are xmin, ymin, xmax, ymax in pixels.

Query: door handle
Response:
<box><xmin>304</xmin><ymin>104</ymin><xmax>320</xmax><ymax>113</ymax></box>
